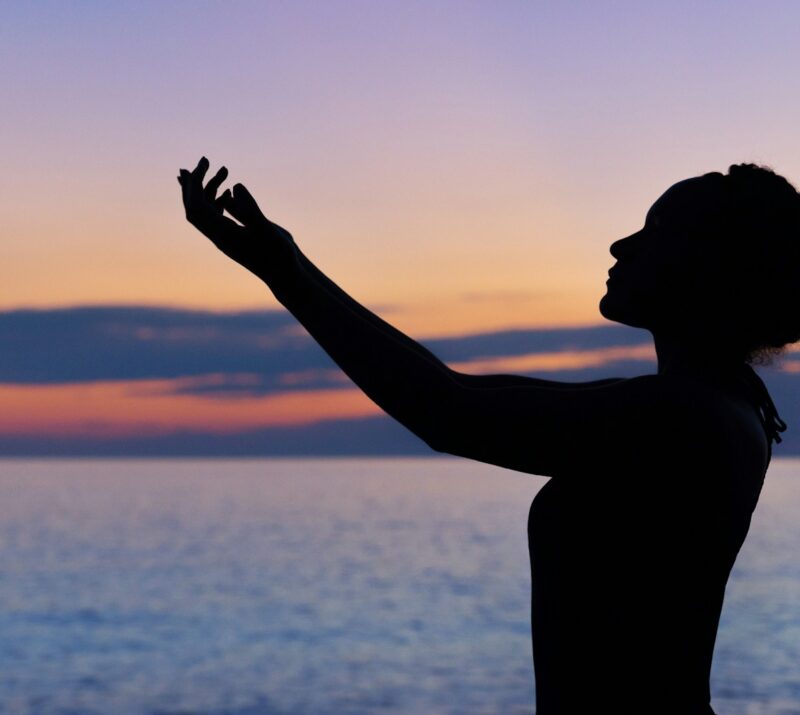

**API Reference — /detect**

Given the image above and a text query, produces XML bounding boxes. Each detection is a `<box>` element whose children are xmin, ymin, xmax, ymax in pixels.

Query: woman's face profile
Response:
<box><xmin>599</xmin><ymin>176</ymin><xmax>724</xmax><ymax>332</ymax></box>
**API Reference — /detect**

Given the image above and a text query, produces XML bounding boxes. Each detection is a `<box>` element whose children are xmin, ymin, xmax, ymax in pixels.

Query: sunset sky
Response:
<box><xmin>3</xmin><ymin>1</ymin><xmax>800</xmax><ymax>454</ymax></box>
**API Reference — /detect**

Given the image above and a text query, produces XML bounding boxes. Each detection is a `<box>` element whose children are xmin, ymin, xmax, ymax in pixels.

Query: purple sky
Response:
<box><xmin>2</xmin><ymin>2</ymin><xmax>800</xmax><ymax>452</ymax></box>
<box><xmin>3</xmin><ymin>1</ymin><xmax>799</xmax><ymax>334</ymax></box>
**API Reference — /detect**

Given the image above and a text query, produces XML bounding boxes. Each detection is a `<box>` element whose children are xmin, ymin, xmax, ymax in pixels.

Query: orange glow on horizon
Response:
<box><xmin>0</xmin><ymin>381</ymin><xmax>378</xmax><ymax>438</ymax></box>
<box><xmin>0</xmin><ymin>342</ymin><xmax>659</xmax><ymax>439</ymax></box>
<box><xmin>449</xmin><ymin>344</ymin><xmax>655</xmax><ymax>374</ymax></box>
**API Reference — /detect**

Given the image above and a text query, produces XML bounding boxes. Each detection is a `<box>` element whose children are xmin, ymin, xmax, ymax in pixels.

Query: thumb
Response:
<box><xmin>227</xmin><ymin>183</ymin><xmax>269</xmax><ymax>227</ymax></box>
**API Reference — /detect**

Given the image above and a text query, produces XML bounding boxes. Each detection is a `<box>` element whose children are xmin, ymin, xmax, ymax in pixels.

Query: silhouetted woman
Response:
<box><xmin>178</xmin><ymin>159</ymin><xmax>796</xmax><ymax>714</ymax></box>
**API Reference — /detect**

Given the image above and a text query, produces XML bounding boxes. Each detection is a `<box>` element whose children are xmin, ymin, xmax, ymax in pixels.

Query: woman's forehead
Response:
<box><xmin>648</xmin><ymin>176</ymin><xmax>726</xmax><ymax>225</ymax></box>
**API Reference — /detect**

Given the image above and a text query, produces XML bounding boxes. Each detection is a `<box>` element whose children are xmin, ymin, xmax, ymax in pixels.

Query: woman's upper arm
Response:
<box><xmin>427</xmin><ymin>371</ymin><xmax>675</xmax><ymax>477</ymax></box>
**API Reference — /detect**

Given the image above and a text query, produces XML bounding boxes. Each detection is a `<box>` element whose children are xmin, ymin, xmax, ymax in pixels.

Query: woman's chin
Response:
<box><xmin>598</xmin><ymin>292</ymin><xmax>618</xmax><ymax>321</ymax></box>
<box><xmin>599</xmin><ymin>293</ymin><xmax>647</xmax><ymax>329</ymax></box>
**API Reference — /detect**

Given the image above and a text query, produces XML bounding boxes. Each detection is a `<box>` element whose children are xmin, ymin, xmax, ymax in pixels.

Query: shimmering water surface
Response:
<box><xmin>1</xmin><ymin>458</ymin><xmax>798</xmax><ymax>715</ymax></box>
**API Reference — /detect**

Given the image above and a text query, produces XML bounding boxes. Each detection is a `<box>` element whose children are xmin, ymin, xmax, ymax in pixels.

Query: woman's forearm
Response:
<box><xmin>294</xmin><ymin>249</ymin><xmax>456</xmax><ymax>371</ymax></box>
<box><xmin>268</xmin><ymin>244</ymin><xmax>458</xmax><ymax>447</ymax></box>
<box><xmin>177</xmin><ymin>160</ymin><xmax>464</xmax><ymax>433</ymax></box>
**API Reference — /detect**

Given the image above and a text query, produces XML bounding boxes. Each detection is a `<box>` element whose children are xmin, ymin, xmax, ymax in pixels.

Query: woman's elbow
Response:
<box><xmin>421</xmin><ymin>434</ymin><xmax>447</xmax><ymax>454</ymax></box>
<box><xmin>405</xmin><ymin>415</ymin><xmax>457</xmax><ymax>454</ymax></box>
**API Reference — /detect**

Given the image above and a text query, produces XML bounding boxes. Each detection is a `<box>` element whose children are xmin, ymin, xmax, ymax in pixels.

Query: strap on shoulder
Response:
<box><xmin>739</xmin><ymin>364</ymin><xmax>788</xmax><ymax>446</ymax></box>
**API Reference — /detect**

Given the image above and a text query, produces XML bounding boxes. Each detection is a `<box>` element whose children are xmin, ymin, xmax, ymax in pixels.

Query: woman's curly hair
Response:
<box><xmin>704</xmin><ymin>163</ymin><xmax>800</xmax><ymax>365</ymax></box>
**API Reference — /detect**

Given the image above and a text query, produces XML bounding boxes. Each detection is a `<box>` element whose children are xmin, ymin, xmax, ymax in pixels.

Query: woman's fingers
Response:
<box><xmin>178</xmin><ymin>169</ymin><xmax>194</xmax><ymax>217</ymax></box>
<box><xmin>226</xmin><ymin>183</ymin><xmax>269</xmax><ymax>227</ymax></box>
<box><xmin>204</xmin><ymin>166</ymin><xmax>228</xmax><ymax>204</ymax></box>
<box><xmin>178</xmin><ymin>160</ymin><xmax>271</xmax><ymax>259</ymax></box>
<box><xmin>180</xmin><ymin>158</ymin><xmax>226</xmax><ymax>220</ymax></box>
<box><xmin>191</xmin><ymin>156</ymin><xmax>209</xmax><ymax>187</ymax></box>
<box><xmin>179</xmin><ymin>159</ymin><xmax>219</xmax><ymax>227</ymax></box>
<box><xmin>214</xmin><ymin>188</ymin><xmax>232</xmax><ymax>212</ymax></box>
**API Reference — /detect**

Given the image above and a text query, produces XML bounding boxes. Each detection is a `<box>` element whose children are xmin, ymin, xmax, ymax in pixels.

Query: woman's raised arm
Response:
<box><xmin>178</xmin><ymin>157</ymin><xmax>690</xmax><ymax>478</ymax></box>
<box><xmin>179</xmin><ymin>157</ymin><xmax>464</xmax><ymax>449</ymax></box>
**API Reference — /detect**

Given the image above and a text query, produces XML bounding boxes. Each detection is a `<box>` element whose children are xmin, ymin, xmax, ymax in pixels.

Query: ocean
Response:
<box><xmin>0</xmin><ymin>457</ymin><xmax>798</xmax><ymax>715</ymax></box>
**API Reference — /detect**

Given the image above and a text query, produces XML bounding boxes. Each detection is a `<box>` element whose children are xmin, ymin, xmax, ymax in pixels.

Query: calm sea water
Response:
<box><xmin>0</xmin><ymin>457</ymin><xmax>798</xmax><ymax>715</ymax></box>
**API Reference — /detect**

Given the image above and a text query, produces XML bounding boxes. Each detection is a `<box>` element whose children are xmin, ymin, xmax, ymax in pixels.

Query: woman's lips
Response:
<box><xmin>608</xmin><ymin>267</ymin><xmax>624</xmax><ymax>282</ymax></box>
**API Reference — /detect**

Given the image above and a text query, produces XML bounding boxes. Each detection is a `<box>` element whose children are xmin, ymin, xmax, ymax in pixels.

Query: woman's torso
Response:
<box><xmin>527</xmin><ymin>369</ymin><xmax>771</xmax><ymax>714</ymax></box>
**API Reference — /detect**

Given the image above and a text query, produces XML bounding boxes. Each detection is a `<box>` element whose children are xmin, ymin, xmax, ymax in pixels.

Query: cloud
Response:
<box><xmin>2</xmin><ymin>305</ymin><xmax>799</xmax><ymax>457</ymax></box>
<box><xmin>0</xmin><ymin>306</ymin><xmax>322</xmax><ymax>389</ymax></box>
<box><xmin>422</xmin><ymin>324</ymin><xmax>652</xmax><ymax>362</ymax></box>
<box><xmin>0</xmin><ymin>306</ymin><xmax>654</xmax><ymax>396</ymax></box>
<box><xmin>447</xmin><ymin>344</ymin><xmax>656</xmax><ymax>374</ymax></box>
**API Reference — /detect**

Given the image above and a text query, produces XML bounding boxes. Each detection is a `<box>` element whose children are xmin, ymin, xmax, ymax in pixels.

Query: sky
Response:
<box><xmin>3</xmin><ymin>1</ymin><xmax>800</xmax><ymax>455</ymax></box>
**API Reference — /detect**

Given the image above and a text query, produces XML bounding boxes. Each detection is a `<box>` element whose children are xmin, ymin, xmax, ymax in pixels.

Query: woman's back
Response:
<box><xmin>527</xmin><ymin>370</ymin><xmax>770</xmax><ymax>714</ymax></box>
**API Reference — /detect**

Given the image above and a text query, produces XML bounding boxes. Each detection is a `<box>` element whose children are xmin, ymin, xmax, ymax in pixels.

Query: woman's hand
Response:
<box><xmin>178</xmin><ymin>157</ymin><xmax>298</xmax><ymax>289</ymax></box>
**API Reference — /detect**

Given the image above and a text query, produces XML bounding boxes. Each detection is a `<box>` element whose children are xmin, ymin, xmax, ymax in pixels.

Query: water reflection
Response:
<box><xmin>0</xmin><ymin>458</ymin><xmax>797</xmax><ymax>714</ymax></box>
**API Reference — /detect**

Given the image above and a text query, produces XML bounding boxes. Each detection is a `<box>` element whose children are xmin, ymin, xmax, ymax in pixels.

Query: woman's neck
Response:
<box><xmin>652</xmin><ymin>331</ymin><xmax>745</xmax><ymax>377</ymax></box>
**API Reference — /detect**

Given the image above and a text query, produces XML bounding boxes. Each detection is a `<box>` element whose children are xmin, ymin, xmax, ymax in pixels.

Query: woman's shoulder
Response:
<box><xmin>620</xmin><ymin>371</ymin><xmax>770</xmax><ymax>477</ymax></box>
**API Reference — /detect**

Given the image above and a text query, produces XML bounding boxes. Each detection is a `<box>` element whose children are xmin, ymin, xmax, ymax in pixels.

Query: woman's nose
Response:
<box><xmin>609</xmin><ymin>233</ymin><xmax>638</xmax><ymax>260</ymax></box>
<box><xmin>609</xmin><ymin>237</ymin><xmax>627</xmax><ymax>260</ymax></box>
